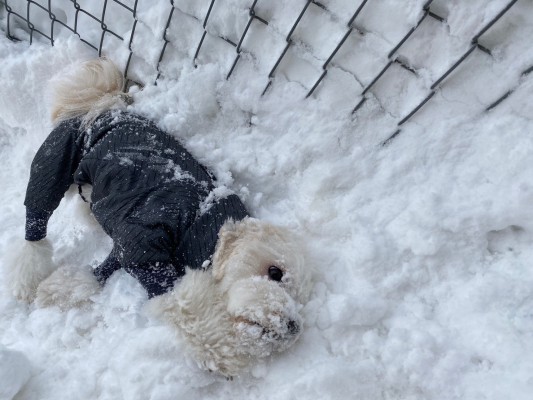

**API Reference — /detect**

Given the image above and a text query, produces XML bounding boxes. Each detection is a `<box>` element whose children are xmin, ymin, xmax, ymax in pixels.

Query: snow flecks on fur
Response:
<box><xmin>231</xmin><ymin>282</ymin><xmax>303</xmax><ymax>359</ymax></box>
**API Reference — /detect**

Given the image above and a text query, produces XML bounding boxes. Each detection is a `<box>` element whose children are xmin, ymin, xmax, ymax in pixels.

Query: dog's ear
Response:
<box><xmin>211</xmin><ymin>220</ymin><xmax>243</xmax><ymax>281</ymax></box>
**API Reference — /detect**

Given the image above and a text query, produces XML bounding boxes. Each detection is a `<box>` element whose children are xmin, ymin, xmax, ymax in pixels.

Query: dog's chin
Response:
<box><xmin>232</xmin><ymin>315</ymin><xmax>301</xmax><ymax>358</ymax></box>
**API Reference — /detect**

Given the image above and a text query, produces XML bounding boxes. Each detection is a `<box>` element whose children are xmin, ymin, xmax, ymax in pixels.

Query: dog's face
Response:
<box><xmin>211</xmin><ymin>218</ymin><xmax>312</xmax><ymax>358</ymax></box>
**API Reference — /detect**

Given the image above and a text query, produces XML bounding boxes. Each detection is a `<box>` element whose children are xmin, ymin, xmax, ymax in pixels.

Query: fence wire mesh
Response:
<box><xmin>2</xmin><ymin>0</ymin><xmax>532</xmax><ymax>145</ymax></box>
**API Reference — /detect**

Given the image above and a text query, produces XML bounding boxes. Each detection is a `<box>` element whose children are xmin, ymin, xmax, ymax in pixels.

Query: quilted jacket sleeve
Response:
<box><xmin>24</xmin><ymin>118</ymin><xmax>84</xmax><ymax>241</ymax></box>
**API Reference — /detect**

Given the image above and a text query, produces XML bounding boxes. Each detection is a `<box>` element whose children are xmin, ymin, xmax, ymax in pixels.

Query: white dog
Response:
<box><xmin>5</xmin><ymin>58</ymin><xmax>312</xmax><ymax>377</ymax></box>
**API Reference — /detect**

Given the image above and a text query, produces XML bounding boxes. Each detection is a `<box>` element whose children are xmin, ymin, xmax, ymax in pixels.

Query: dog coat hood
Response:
<box><xmin>24</xmin><ymin>111</ymin><xmax>248</xmax><ymax>294</ymax></box>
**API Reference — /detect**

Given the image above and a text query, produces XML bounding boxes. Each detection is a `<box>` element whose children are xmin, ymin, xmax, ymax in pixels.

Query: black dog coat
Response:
<box><xmin>24</xmin><ymin>111</ymin><xmax>248</xmax><ymax>297</ymax></box>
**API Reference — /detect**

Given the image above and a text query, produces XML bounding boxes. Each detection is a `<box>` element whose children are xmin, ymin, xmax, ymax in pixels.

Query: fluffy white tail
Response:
<box><xmin>51</xmin><ymin>57</ymin><xmax>131</xmax><ymax>129</ymax></box>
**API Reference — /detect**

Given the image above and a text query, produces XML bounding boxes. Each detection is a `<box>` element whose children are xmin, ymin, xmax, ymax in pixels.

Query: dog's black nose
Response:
<box><xmin>287</xmin><ymin>320</ymin><xmax>300</xmax><ymax>335</ymax></box>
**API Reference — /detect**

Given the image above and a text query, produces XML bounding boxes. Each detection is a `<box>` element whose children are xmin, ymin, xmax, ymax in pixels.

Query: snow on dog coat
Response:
<box><xmin>24</xmin><ymin>111</ymin><xmax>248</xmax><ymax>297</ymax></box>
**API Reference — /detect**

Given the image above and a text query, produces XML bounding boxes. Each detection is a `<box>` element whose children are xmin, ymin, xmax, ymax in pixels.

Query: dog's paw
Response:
<box><xmin>35</xmin><ymin>264</ymin><xmax>101</xmax><ymax>310</ymax></box>
<box><xmin>4</xmin><ymin>238</ymin><xmax>56</xmax><ymax>303</ymax></box>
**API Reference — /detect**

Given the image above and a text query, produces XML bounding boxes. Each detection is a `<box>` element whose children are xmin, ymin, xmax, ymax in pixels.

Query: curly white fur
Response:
<box><xmin>148</xmin><ymin>218</ymin><xmax>312</xmax><ymax>377</ymax></box>
<box><xmin>4</xmin><ymin>238</ymin><xmax>56</xmax><ymax>302</ymax></box>
<box><xmin>35</xmin><ymin>264</ymin><xmax>101</xmax><ymax>310</ymax></box>
<box><xmin>50</xmin><ymin>57</ymin><xmax>130</xmax><ymax>129</ymax></box>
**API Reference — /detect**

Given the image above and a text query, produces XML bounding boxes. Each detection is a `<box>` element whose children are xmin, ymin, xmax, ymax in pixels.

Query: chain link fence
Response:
<box><xmin>2</xmin><ymin>0</ymin><xmax>532</xmax><ymax>144</ymax></box>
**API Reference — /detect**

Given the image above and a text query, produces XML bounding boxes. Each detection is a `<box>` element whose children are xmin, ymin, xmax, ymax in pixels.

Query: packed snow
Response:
<box><xmin>1</xmin><ymin>0</ymin><xmax>533</xmax><ymax>399</ymax></box>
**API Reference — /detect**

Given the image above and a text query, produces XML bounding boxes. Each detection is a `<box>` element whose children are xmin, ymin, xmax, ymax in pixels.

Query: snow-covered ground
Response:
<box><xmin>1</xmin><ymin>0</ymin><xmax>533</xmax><ymax>399</ymax></box>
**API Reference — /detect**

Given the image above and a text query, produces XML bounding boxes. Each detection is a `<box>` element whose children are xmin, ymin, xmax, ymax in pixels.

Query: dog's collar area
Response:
<box><xmin>176</xmin><ymin>194</ymin><xmax>249</xmax><ymax>272</ymax></box>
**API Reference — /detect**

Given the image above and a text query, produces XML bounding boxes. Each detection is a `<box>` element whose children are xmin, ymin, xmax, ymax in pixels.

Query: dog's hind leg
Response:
<box><xmin>35</xmin><ymin>247</ymin><xmax>123</xmax><ymax>309</ymax></box>
<box><xmin>35</xmin><ymin>247</ymin><xmax>124</xmax><ymax>309</ymax></box>
<box><xmin>4</xmin><ymin>238</ymin><xmax>57</xmax><ymax>303</ymax></box>
<box><xmin>124</xmin><ymin>262</ymin><xmax>181</xmax><ymax>298</ymax></box>
<box><xmin>35</xmin><ymin>264</ymin><xmax>101</xmax><ymax>310</ymax></box>
<box><xmin>93</xmin><ymin>247</ymin><xmax>123</xmax><ymax>284</ymax></box>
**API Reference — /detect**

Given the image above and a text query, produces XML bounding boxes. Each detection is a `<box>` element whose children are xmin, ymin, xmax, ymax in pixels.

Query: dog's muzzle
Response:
<box><xmin>234</xmin><ymin>316</ymin><xmax>300</xmax><ymax>340</ymax></box>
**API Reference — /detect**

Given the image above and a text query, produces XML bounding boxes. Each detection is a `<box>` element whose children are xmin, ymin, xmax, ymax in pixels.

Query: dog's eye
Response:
<box><xmin>268</xmin><ymin>266</ymin><xmax>283</xmax><ymax>282</ymax></box>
